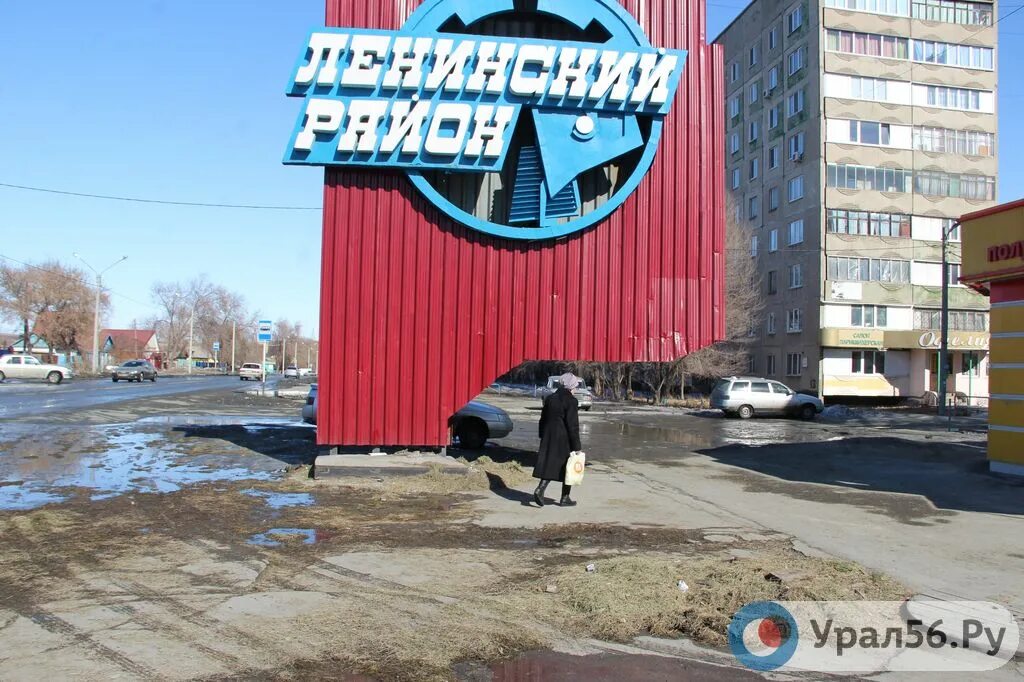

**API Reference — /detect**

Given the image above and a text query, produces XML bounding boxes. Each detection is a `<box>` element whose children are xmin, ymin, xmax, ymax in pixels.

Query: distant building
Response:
<box><xmin>100</xmin><ymin>329</ymin><xmax>161</xmax><ymax>366</ymax></box>
<box><xmin>715</xmin><ymin>0</ymin><xmax>996</xmax><ymax>404</ymax></box>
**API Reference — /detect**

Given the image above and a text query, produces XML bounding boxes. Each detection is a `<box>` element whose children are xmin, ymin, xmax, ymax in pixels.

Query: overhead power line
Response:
<box><xmin>0</xmin><ymin>182</ymin><xmax>322</xmax><ymax>212</ymax></box>
<box><xmin>0</xmin><ymin>253</ymin><xmax>160</xmax><ymax>312</ymax></box>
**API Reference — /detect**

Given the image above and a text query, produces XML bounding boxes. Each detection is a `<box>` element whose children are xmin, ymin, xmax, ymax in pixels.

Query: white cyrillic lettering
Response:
<box><xmin>337</xmin><ymin>99</ymin><xmax>388</xmax><ymax>153</ymax></box>
<box><xmin>295</xmin><ymin>99</ymin><xmax>346</xmax><ymax>151</ymax></box>
<box><xmin>588</xmin><ymin>51</ymin><xmax>640</xmax><ymax>103</ymax></box>
<box><xmin>631</xmin><ymin>52</ymin><xmax>678</xmax><ymax>106</ymax></box>
<box><xmin>381</xmin><ymin>36</ymin><xmax>433</xmax><ymax>90</ymax></box>
<box><xmin>509</xmin><ymin>44</ymin><xmax>555</xmax><ymax>97</ymax></box>
<box><xmin>465</xmin><ymin>41</ymin><xmax>517</xmax><ymax>94</ymax></box>
<box><xmin>548</xmin><ymin>47</ymin><xmax>598</xmax><ymax>99</ymax></box>
<box><xmin>341</xmin><ymin>34</ymin><xmax>391</xmax><ymax>88</ymax></box>
<box><xmin>424</xmin><ymin>39</ymin><xmax>476</xmax><ymax>93</ymax></box>
<box><xmin>294</xmin><ymin>33</ymin><xmax>350</xmax><ymax>87</ymax></box>
<box><xmin>463</xmin><ymin>105</ymin><xmax>516</xmax><ymax>158</ymax></box>
<box><xmin>379</xmin><ymin>100</ymin><xmax>432</xmax><ymax>154</ymax></box>
<box><xmin>424</xmin><ymin>103</ymin><xmax>473</xmax><ymax>156</ymax></box>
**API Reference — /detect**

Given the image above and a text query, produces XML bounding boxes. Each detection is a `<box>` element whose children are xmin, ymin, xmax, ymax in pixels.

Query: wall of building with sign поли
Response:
<box><xmin>289</xmin><ymin>0</ymin><xmax>726</xmax><ymax>448</ymax></box>
<box><xmin>959</xmin><ymin>198</ymin><xmax>1024</xmax><ymax>477</ymax></box>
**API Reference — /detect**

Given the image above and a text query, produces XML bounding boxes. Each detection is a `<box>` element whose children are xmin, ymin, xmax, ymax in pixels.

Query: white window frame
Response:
<box><xmin>731</xmin><ymin>167</ymin><xmax>741</xmax><ymax>189</ymax></box>
<box><xmin>730</xmin><ymin>132</ymin><xmax>740</xmax><ymax>154</ymax></box>
<box><xmin>749</xmin><ymin>120</ymin><xmax>760</xmax><ymax>142</ymax></box>
<box><xmin>788</xmin><ymin>131</ymin><xmax>805</xmax><ymax>158</ymax></box>
<box><xmin>787</xmin><ymin>89</ymin><xmax>806</xmax><ymax>117</ymax></box>
<box><xmin>787</xmin><ymin>6</ymin><xmax>803</xmax><ymax>34</ymax></box>
<box><xmin>749</xmin><ymin>195</ymin><xmax>760</xmax><ymax>220</ymax></box>
<box><xmin>766</xmin><ymin>354</ymin><xmax>777</xmax><ymax>376</ymax></box>
<box><xmin>787</xmin><ymin>46</ymin><xmax>806</xmax><ymax>76</ymax></box>
<box><xmin>786</xmin><ymin>352</ymin><xmax>803</xmax><ymax>376</ymax></box>
<box><xmin>789</xmin><ymin>264</ymin><xmax>803</xmax><ymax>288</ymax></box>
<box><xmin>751</xmin><ymin>234</ymin><xmax>759</xmax><ymax>256</ymax></box>
<box><xmin>788</xmin><ymin>219</ymin><xmax>804</xmax><ymax>245</ymax></box>
<box><xmin>749</xmin><ymin>83</ymin><xmax>759</xmax><ymax>104</ymax></box>
<box><xmin>769</xmin><ymin>28</ymin><xmax>779</xmax><ymax>51</ymax></box>
<box><xmin>730</xmin><ymin>62</ymin><xmax>740</xmax><ymax>83</ymax></box>
<box><xmin>767</xmin><ymin>312</ymin><xmax>777</xmax><ymax>335</ymax></box>
<box><xmin>768</xmin><ymin>186</ymin><xmax>780</xmax><ymax>211</ymax></box>
<box><xmin>769</xmin><ymin>229</ymin><xmax>779</xmax><ymax>252</ymax></box>
<box><xmin>787</xmin><ymin>308</ymin><xmax>803</xmax><ymax>332</ymax></box>
<box><xmin>750</xmin><ymin>157</ymin><xmax>760</xmax><ymax>180</ymax></box>
<box><xmin>788</xmin><ymin>176</ymin><xmax>805</xmax><ymax>202</ymax></box>
<box><xmin>750</xmin><ymin>45</ymin><xmax>760</xmax><ymax>67</ymax></box>
<box><xmin>768</xmin><ymin>145</ymin><xmax>780</xmax><ymax>169</ymax></box>
<box><xmin>729</xmin><ymin>95</ymin><xmax>741</xmax><ymax>118</ymax></box>
<box><xmin>769</xmin><ymin>65</ymin><xmax>780</xmax><ymax>90</ymax></box>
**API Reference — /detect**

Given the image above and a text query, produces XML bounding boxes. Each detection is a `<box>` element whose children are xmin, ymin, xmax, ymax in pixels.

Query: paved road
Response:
<box><xmin>0</xmin><ymin>375</ymin><xmax>275</xmax><ymax>420</ymax></box>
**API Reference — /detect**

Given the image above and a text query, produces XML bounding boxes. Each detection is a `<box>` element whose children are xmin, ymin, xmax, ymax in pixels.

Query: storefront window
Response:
<box><xmin>852</xmin><ymin>350</ymin><xmax>886</xmax><ymax>374</ymax></box>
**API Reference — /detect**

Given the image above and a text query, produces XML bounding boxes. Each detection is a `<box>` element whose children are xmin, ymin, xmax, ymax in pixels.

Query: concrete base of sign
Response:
<box><xmin>313</xmin><ymin>447</ymin><xmax>466</xmax><ymax>479</ymax></box>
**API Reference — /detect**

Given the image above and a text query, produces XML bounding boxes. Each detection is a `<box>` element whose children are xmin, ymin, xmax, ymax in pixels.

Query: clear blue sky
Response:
<box><xmin>1</xmin><ymin>1</ymin><xmax>1021</xmax><ymax>336</ymax></box>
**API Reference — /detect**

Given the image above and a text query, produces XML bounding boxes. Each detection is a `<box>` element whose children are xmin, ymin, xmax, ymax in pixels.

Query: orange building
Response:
<box><xmin>960</xmin><ymin>198</ymin><xmax>1024</xmax><ymax>477</ymax></box>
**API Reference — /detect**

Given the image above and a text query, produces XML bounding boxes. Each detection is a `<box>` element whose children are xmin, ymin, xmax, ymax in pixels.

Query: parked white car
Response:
<box><xmin>537</xmin><ymin>375</ymin><xmax>594</xmax><ymax>410</ymax></box>
<box><xmin>0</xmin><ymin>354</ymin><xmax>73</xmax><ymax>384</ymax></box>
<box><xmin>283</xmin><ymin>365</ymin><xmax>299</xmax><ymax>378</ymax></box>
<box><xmin>710</xmin><ymin>376</ymin><xmax>824</xmax><ymax>420</ymax></box>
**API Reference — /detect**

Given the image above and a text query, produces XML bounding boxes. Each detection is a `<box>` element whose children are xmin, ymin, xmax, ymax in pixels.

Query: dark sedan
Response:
<box><xmin>112</xmin><ymin>360</ymin><xmax>158</xmax><ymax>383</ymax></box>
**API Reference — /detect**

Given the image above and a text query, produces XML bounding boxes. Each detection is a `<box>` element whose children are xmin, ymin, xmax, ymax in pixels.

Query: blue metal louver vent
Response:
<box><xmin>508</xmin><ymin>146</ymin><xmax>581</xmax><ymax>225</ymax></box>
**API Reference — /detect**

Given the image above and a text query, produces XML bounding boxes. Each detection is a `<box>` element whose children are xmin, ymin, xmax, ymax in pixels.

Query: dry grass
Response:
<box><xmin>527</xmin><ymin>550</ymin><xmax>907</xmax><ymax>645</ymax></box>
<box><xmin>384</xmin><ymin>457</ymin><xmax>534</xmax><ymax>495</ymax></box>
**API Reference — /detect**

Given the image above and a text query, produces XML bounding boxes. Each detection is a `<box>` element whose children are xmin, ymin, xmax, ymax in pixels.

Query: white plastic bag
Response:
<box><xmin>565</xmin><ymin>451</ymin><xmax>586</xmax><ymax>486</ymax></box>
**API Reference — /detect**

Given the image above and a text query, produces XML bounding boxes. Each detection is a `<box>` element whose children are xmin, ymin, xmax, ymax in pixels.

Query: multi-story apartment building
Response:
<box><xmin>716</xmin><ymin>0</ymin><xmax>997</xmax><ymax>404</ymax></box>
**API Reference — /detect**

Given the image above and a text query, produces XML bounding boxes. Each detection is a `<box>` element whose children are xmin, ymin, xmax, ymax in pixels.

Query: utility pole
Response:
<box><xmin>230</xmin><ymin>321</ymin><xmax>236</xmax><ymax>373</ymax></box>
<box><xmin>938</xmin><ymin>221</ymin><xmax>961</xmax><ymax>415</ymax></box>
<box><xmin>74</xmin><ymin>254</ymin><xmax>127</xmax><ymax>374</ymax></box>
<box><xmin>188</xmin><ymin>304</ymin><xmax>196</xmax><ymax>376</ymax></box>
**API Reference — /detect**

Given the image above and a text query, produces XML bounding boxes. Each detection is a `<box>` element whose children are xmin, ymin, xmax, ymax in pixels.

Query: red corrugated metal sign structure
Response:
<box><xmin>310</xmin><ymin>0</ymin><xmax>725</xmax><ymax>447</ymax></box>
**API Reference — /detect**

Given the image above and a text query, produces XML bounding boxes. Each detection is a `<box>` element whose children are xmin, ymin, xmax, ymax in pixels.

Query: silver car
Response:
<box><xmin>301</xmin><ymin>385</ymin><xmax>514</xmax><ymax>449</ymax></box>
<box><xmin>710</xmin><ymin>376</ymin><xmax>824</xmax><ymax>420</ymax></box>
<box><xmin>537</xmin><ymin>375</ymin><xmax>594</xmax><ymax>411</ymax></box>
<box><xmin>0</xmin><ymin>354</ymin><xmax>73</xmax><ymax>384</ymax></box>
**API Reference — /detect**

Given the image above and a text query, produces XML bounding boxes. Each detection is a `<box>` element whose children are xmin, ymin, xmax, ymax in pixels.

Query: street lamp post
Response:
<box><xmin>938</xmin><ymin>221</ymin><xmax>962</xmax><ymax>415</ymax></box>
<box><xmin>74</xmin><ymin>254</ymin><xmax>127</xmax><ymax>374</ymax></box>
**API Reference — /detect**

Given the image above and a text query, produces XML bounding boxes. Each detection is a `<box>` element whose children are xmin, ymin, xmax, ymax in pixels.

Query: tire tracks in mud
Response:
<box><xmin>25</xmin><ymin>610</ymin><xmax>163</xmax><ymax>679</ymax></box>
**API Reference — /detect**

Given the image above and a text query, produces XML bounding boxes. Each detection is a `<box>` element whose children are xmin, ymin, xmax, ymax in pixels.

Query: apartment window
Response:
<box><xmin>827</xmin><ymin>256</ymin><xmax>911</xmax><ymax>283</ymax></box>
<box><xmin>789</xmin><ymin>264</ymin><xmax>803</xmax><ymax>288</ymax></box>
<box><xmin>824</xmin><ymin>0</ymin><xmax>910</xmax><ymax>17</ymax></box>
<box><xmin>788</xmin><ymin>132</ymin><xmax>805</xmax><ymax>158</ymax></box>
<box><xmin>827</xmin><ymin>209</ymin><xmax>911</xmax><ymax>237</ymax></box>
<box><xmin>750</xmin><ymin>158</ymin><xmax>760</xmax><ymax>180</ymax></box>
<box><xmin>749</xmin><ymin>121</ymin><xmax>760</xmax><ymax>143</ymax></box>
<box><xmin>788</xmin><ymin>219</ymin><xmax>804</xmax><ymax>245</ymax></box>
<box><xmin>788</xmin><ymin>176</ymin><xmax>804</xmax><ymax>202</ymax></box>
<box><xmin>851</xmin><ymin>305</ymin><xmax>888</xmax><ymax>327</ymax></box>
<box><xmin>766</xmin><ymin>312</ymin><xmax>777</xmax><ymax>335</ymax></box>
<box><xmin>849</xmin><ymin>120</ymin><xmax>891</xmax><ymax>146</ymax></box>
<box><xmin>769</xmin><ymin>28</ymin><xmax>779</xmax><ymax>50</ymax></box>
<box><xmin>787</xmin><ymin>308</ymin><xmax>802</xmax><ymax>332</ymax></box>
<box><xmin>914</xmin><ymin>170</ymin><xmax>995</xmax><ymax>200</ymax></box>
<box><xmin>912</xmin><ymin>40</ymin><xmax>993</xmax><ymax>70</ymax></box>
<box><xmin>735</xmin><ymin>202</ymin><xmax>743</xmax><ymax>222</ymax></box>
<box><xmin>731</xmin><ymin>167</ymin><xmax>741</xmax><ymax>189</ymax></box>
<box><xmin>912</xmin><ymin>0</ymin><xmax>992</xmax><ymax>26</ymax></box>
<box><xmin>852</xmin><ymin>350</ymin><xmax>886</xmax><ymax>374</ymax></box>
<box><xmin>730</xmin><ymin>132</ymin><xmax>740</xmax><ymax>154</ymax></box>
<box><xmin>924</xmin><ymin>85</ymin><xmax>983</xmax><ymax>111</ymax></box>
<box><xmin>787</xmin><ymin>6</ymin><xmax>803</xmax><ymax>33</ymax></box>
<box><xmin>947</xmin><ymin>263</ymin><xmax>962</xmax><ymax>285</ymax></box>
<box><xmin>787</xmin><ymin>89</ymin><xmax>805</xmax><ymax>117</ymax></box>
<box><xmin>787</xmin><ymin>46</ymin><xmax>807</xmax><ymax>75</ymax></box>
<box><xmin>850</xmin><ymin>76</ymin><xmax>889</xmax><ymax>101</ymax></box>
<box><xmin>749</xmin><ymin>196</ymin><xmax>760</xmax><ymax>220</ymax></box>
<box><xmin>768</xmin><ymin>145</ymin><xmax>780</xmax><ymax>169</ymax></box>
<box><xmin>769</xmin><ymin>229</ymin><xmax>779</xmax><ymax>251</ymax></box>
<box><xmin>768</xmin><ymin>271</ymin><xmax>778</xmax><ymax>295</ymax></box>
<box><xmin>751</xmin><ymin>234</ymin><xmax>759</xmax><ymax>256</ymax></box>
<box><xmin>766</xmin><ymin>354</ymin><xmax>777</xmax><ymax>375</ymax></box>
<box><xmin>769</xmin><ymin>106</ymin><xmax>780</xmax><ymax>130</ymax></box>
<box><xmin>786</xmin><ymin>352</ymin><xmax>802</xmax><ymax>376</ymax></box>
<box><xmin>913</xmin><ymin>127</ymin><xmax>994</xmax><ymax>156</ymax></box>
<box><xmin>750</xmin><ymin>45</ymin><xmax>760</xmax><ymax>67</ymax></box>
<box><xmin>730</xmin><ymin>62</ymin><xmax>740</xmax><ymax>83</ymax></box>
<box><xmin>825</xmin><ymin>30</ymin><xmax>909</xmax><ymax>59</ymax></box>
<box><xmin>729</xmin><ymin>95</ymin><xmax>741</xmax><ymax>118</ymax></box>
<box><xmin>826</xmin><ymin>163</ymin><xmax>912</xmax><ymax>193</ymax></box>
<box><xmin>768</xmin><ymin>186</ymin><xmax>780</xmax><ymax>211</ymax></box>
<box><xmin>914</xmin><ymin>309</ymin><xmax>988</xmax><ymax>331</ymax></box>
<box><xmin>749</xmin><ymin>83</ymin><xmax>760</xmax><ymax>104</ymax></box>
<box><xmin>768</xmin><ymin>65</ymin><xmax>780</xmax><ymax>90</ymax></box>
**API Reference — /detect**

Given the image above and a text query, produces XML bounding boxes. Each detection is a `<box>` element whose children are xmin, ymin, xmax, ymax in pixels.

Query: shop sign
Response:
<box><xmin>914</xmin><ymin>331</ymin><xmax>989</xmax><ymax>350</ymax></box>
<box><xmin>988</xmin><ymin>240</ymin><xmax>1024</xmax><ymax>264</ymax></box>
<box><xmin>283</xmin><ymin>0</ymin><xmax>687</xmax><ymax>240</ymax></box>
<box><xmin>833</xmin><ymin>329</ymin><xmax>883</xmax><ymax>347</ymax></box>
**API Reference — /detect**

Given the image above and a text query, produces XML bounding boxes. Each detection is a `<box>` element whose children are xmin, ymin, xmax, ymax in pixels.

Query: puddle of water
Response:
<box><xmin>136</xmin><ymin>415</ymin><xmax>307</xmax><ymax>427</ymax></box>
<box><xmin>247</xmin><ymin>528</ymin><xmax>318</xmax><ymax>547</ymax></box>
<box><xmin>242</xmin><ymin>489</ymin><xmax>314</xmax><ymax>508</ymax></box>
<box><xmin>0</xmin><ymin>425</ymin><xmax>275</xmax><ymax>511</ymax></box>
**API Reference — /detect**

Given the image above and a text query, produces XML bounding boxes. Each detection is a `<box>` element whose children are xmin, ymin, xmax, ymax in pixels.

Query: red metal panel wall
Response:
<box><xmin>318</xmin><ymin>0</ymin><xmax>725</xmax><ymax>446</ymax></box>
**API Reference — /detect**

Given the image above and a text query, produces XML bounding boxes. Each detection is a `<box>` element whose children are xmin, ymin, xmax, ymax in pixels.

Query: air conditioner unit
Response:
<box><xmin>791</xmin><ymin>152</ymin><xmax>804</xmax><ymax>162</ymax></box>
<box><xmin>764</xmin><ymin>88</ymin><xmax>772</xmax><ymax>98</ymax></box>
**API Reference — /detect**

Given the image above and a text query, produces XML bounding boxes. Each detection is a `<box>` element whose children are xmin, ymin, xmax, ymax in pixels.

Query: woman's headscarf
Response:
<box><xmin>559</xmin><ymin>373</ymin><xmax>580</xmax><ymax>391</ymax></box>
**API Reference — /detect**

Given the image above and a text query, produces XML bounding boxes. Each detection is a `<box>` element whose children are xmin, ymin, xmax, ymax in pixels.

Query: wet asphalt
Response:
<box><xmin>0</xmin><ymin>374</ymin><xmax>269</xmax><ymax>420</ymax></box>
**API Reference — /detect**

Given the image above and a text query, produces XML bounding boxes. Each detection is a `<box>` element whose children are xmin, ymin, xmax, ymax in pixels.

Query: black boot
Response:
<box><xmin>560</xmin><ymin>484</ymin><xmax>577</xmax><ymax>507</ymax></box>
<box><xmin>533</xmin><ymin>480</ymin><xmax>549</xmax><ymax>507</ymax></box>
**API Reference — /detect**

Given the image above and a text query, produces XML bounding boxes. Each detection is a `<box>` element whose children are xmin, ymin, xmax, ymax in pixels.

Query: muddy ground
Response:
<box><xmin>4</xmin><ymin>388</ymin><xmax>999</xmax><ymax>681</ymax></box>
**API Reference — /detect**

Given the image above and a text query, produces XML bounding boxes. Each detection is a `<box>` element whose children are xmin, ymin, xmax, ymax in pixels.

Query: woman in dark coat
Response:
<box><xmin>533</xmin><ymin>373</ymin><xmax>583</xmax><ymax>507</ymax></box>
